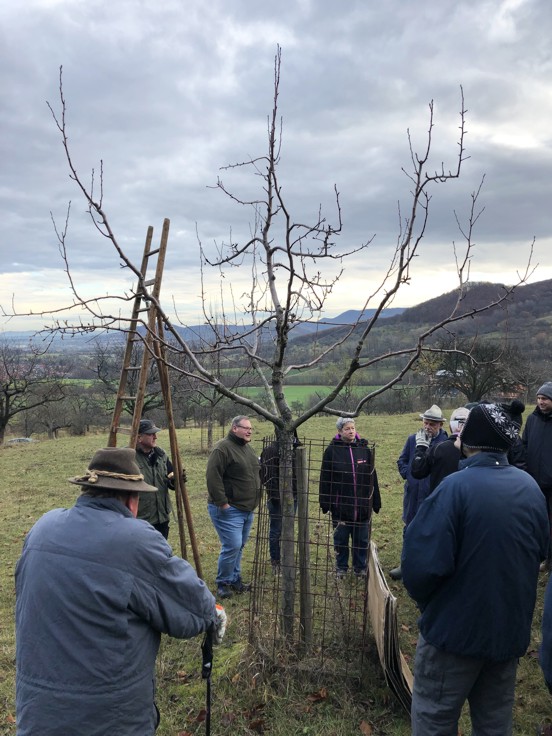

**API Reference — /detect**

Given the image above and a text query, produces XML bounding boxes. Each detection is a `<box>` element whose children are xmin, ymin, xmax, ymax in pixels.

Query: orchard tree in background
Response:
<box><xmin>6</xmin><ymin>50</ymin><xmax>535</xmax><ymax>631</ymax></box>
<box><xmin>429</xmin><ymin>336</ymin><xmax>528</xmax><ymax>402</ymax></box>
<box><xmin>92</xmin><ymin>340</ymin><xmax>165</xmax><ymax>418</ymax></box>
<box><xmin>0</xmin><ymin>341</ymin><xmax>66</xmax><ymax>444</ymax></box>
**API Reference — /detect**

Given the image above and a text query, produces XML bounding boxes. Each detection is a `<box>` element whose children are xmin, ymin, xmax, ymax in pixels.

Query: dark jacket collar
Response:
<box><xmin>227</xmin><ymin>431</ymin><xmax>247</xmax><ymax>446</ymax></box>
<box><xmin>459</xmin><ymin>451</ymin><xmax>509</xmax><ymax>470</ymax></box>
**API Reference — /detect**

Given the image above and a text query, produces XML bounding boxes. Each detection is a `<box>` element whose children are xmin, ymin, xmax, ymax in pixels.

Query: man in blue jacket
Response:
<box><xmin>403</xmin><ymin>403</ymin><xmax>549</xmax><ymax>736</ymax></box>
<box><xmin>390</xmin><ymin>404</ymin><xmax>448</xmax><ymax>580</ymax></box>
<box><xmin>15</xmin><ymin>447</ymin><xmax>222</xmax><ymax>736</ymax></box>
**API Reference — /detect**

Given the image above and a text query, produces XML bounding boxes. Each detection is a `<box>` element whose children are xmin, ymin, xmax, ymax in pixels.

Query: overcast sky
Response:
<box><xmin>1</xmin><ymin>0</ymin><xmax>551</xmax><ymax>333</ymax></box>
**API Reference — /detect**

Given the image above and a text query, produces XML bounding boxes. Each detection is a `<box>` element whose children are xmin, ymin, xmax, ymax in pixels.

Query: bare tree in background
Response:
<box><xmin>426</xmin><ymin>335</ymin><xmax>527</xmax><ymax>402</ymax></box>
<box><xmin>92</xmin><ymin>340</ymin><xmax>164</xmax><ymax>418</ymax></box>
<box><xmin>0</xmin><ymin>341</ymin><xmax>66</xmax><ymax>443</ymax></box>
<box><xmin>4</xmin><ymin>50</ymin><xmax>534</xmax><ymax>632</ymax></box>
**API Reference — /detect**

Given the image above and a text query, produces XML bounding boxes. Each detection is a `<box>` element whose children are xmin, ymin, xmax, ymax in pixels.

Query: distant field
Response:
<box><xmin>240</xmin><ymin>385</ymin><xmax>379</xmax><ymax>403</ymax></box>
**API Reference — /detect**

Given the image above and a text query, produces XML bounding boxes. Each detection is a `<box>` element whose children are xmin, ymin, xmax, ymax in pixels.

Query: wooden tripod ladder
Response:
<box><xmin>107</xmin><ymin>218</ymin><xmax>203</xmax><ymax>578</ymax></box>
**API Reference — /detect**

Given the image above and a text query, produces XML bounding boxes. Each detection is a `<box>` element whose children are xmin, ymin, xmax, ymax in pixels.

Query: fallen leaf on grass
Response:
<box><xmin>249</xmin><ymin>717</ymin><xmax>266</xmax><ymax>732</ymax></box>
<box><xmin>221</xmin><ymin>712</ymin><xmax>237</xmax><ymax>726</ymax></box>
<box><xmin>194</xmin><ymin>709</ymin><xmax>207</xmax><ymax>723</ymax></box>
<box><xmin>359</xmin><ymin>720</ymin><xmax>373</xmax><ymax>735</ymax></box>
<box><xmin>177</xmin><ymin>731</ymin><xmax>193</xmax><ymax>736</ymax></box>
<box><xmin>307</xmin><ymin>687</ymin><xmax>328</xmax><ymax>703</ymax></box>
<box><xmin>400</xmin><ymin>624</ymin><xmax>411</xmax><ymax>632</ymax></box>
<box><xmin>176</xmin><ymin>670</ymin><xmax>192</xmax><ymax>681</ymax></box>
<box><xmin>244</xmin><ymin>703</ymin><xmax>266</xmax><ymax>719</ymax></box>
<box><xmin>6</xmin><ymin>713</ymin><xmax>16</xmax><ymax>724</ymax></box>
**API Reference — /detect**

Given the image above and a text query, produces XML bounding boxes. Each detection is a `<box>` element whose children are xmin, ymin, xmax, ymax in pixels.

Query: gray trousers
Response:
<box><xmin>411</xmin><ymin>635</ymin><xmax>518</xmax><ymax>736</ymax></box>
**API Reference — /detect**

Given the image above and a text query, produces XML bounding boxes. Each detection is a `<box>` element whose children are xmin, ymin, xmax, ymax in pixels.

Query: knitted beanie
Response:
<box><xmin>460</xmin><ymin>403</ymin><xmax>519</xmax><ymax>452</ymax></box>
<box><xmin>537</xmin><ymin>382</ymin><xmax>552</xmax><ymax>400</ymax></box>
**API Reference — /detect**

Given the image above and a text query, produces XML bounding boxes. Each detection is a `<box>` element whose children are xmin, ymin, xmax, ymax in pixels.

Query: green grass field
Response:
<box><xmin>238</xmin><ymin>385</ymin><xmax>380</xmax><ymax>404</ymax></box>
<box><xmin>1</xmin><ymin>414</ymin><xmax>550</xmax><ymax>734</ymax></box>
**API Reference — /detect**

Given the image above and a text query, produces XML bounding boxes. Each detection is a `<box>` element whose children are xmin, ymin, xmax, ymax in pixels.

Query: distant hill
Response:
<box><xmin>286</xmin><ymin>278</ymin><xmax>552</xmax><ymax>359</ymax></box>
<box><xmin>2</xmin><ymin>279</ymin><xmax>551</xmax><ymax>353</ymax></box>
<box><xmin>0</xmin><ymin>307</ymin><xmax>405</xmax><ymax>349</ymax></box>
<box><xmin>385</xmin><ymin>279</ymin><xmax>552</xmax><ymax>330</ymax></box>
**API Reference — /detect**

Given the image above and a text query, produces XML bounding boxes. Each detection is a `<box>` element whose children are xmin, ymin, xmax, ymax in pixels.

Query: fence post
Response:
<box><xmin>297</xmin><ymin>446</ymin><xmax>312</xmax><ymax>651</ymax></box>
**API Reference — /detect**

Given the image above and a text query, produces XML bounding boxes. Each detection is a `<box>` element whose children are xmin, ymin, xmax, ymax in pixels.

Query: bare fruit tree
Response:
<box><xmin>5</xmin><ymin>50</ymin><xmax>534</xmax><ymax>631</ymax></box>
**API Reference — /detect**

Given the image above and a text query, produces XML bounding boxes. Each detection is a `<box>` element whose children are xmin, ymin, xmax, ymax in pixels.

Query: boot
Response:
<box><xmin>389</xmin><ymin>565</ymin><xmax>402</xmax><ymax>581</ymax></box>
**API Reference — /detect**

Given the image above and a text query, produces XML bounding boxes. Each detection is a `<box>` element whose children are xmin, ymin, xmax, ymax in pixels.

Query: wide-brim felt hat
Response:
<box><xmin>69</xmin><ymin>447</ymin><xmax>158</xmax><ymax>492</ymax></box>
<box><xmin>419</xmin><ymin>404</ymin><xmax>446</xmax><ymax>422</ymax></box>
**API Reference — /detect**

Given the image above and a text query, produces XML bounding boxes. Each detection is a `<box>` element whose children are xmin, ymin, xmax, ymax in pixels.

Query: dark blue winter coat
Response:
<box><xmin>402</xmin><ymin>452</ymin><xmax>549</xmax><ymax>661</ymax></box>
<box><xmin>541</xmin><ymin>575</ymin><xmax>552</xmax><ymax>692</ymax></box>
<box><xmin>15</xmin><ymin>495</ymin><xmax>216</xmax><ymax>736</ymax></box>
<box><xmin>523</xmin><ymin>406</ymin><xmax>552</xmax><ymax>491</ymax></box>
<box><xmin>397</xmin><ymin>428</ymin><xmax>447</xmax><ymax>525</ymax></box>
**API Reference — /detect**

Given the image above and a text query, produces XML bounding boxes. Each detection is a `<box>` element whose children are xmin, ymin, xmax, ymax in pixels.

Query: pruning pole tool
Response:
<box><xmin>201</xmin><ymin>624</ymin><xmax>214</xmax><ymax>736</ymax></box>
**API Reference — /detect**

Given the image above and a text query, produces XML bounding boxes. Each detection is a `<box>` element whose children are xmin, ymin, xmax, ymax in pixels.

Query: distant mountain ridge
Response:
<box><xmin>3</xmin><ymin>278</ymin><xmax>552</xmax><ymax>350</ymax></box>
<box><xmin>0</xmin><ymin>307</ymin><xmax>405</xmax><ymax>348</ymax></box>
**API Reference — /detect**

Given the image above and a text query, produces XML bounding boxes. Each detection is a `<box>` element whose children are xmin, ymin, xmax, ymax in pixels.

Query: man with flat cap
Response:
<box><xmin>15</xmin><ymin>447</ymin><xmax>224</xmax><ymax>736</ymax></box>
<box><xmin>135</xmin><ymin>418</ymin><xmax>175</xmax><ymax>538</ymax></box>
<box><xmin>403</xmin><ymin>403</ymin><xmax>549</xmax><ymax>736</ymax></box>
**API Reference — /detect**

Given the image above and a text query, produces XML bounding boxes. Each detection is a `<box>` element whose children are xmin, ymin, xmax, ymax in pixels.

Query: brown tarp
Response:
<box><xmin>368</xmin><ymin>542</ymin><xmax>414</xmax><ymax>714</ymax></box>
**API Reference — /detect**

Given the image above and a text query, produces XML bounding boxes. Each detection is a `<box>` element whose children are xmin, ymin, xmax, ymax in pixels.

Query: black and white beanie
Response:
<box><xmin>460</xmin><ymin>403</ymin><xmax>520</xmax><ymax>452</ymax></box>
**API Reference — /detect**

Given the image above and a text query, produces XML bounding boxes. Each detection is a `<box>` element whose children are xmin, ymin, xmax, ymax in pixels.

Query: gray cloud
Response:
<box><xmin>1</xmin><ymin>0</ymin><xmax>551</xmax><ymax>329</ymax></box>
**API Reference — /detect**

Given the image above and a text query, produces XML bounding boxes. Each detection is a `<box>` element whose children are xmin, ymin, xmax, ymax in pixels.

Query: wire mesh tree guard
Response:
<box><xmin>248</xmin><ymin>436</ymin><xmax>377</xmax><ymax>680</ymax></box>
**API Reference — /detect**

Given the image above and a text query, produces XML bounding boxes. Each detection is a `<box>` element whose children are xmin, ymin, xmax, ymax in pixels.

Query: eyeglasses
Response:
<box><xmin>235</xmin><ymin>425</ymin><xmax>253</xmax><ymax>431</ymax></box>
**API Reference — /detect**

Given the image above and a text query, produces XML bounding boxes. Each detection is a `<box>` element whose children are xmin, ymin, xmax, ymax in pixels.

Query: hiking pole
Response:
<box><xmin>201</xmin><ymin>625</ymin><xmax>214</xmax><ymax>736</ymax></box>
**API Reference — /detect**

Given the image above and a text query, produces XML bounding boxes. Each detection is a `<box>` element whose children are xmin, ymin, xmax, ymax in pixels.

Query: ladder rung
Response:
<box><xmin>121</xmin><ymin>395</ymin><xmax>136</xmax><ymax>401</ymax></box>
<box><xmin>143</xmin><ymin>279</ymin><xmax>155</xmax><ymax>287</ymax></box>
<box><xmin>125</xmin><ymin>366</ymin><xmax>141</xmax><ymax>372</ymax></box>
<box><xmin>146</xmin><ymin>247</ymin><xmax>160</xmax><ymax>257</ymax></box>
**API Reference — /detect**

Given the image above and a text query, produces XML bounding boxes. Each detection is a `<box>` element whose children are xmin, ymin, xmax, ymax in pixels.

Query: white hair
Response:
<box><xmin>336</xmin><ymin>417</ymin><xmax>355</xmax><ymax>432</ymax></box>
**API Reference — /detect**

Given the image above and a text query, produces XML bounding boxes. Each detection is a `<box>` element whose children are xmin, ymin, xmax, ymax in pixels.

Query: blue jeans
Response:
<box><xmin>332</xmin><ymin>518</ymin><xmax>369</xmax><ymax>572</ymax></box>
<box><xmin>412</xmin><ymin>635</ymin><xmax>518</xmax><ymax>736</ymax></box>
<box><xmin>208</xmin><ymin>504</ymin><xmax>254</xmax><ymax>585</ymax></box>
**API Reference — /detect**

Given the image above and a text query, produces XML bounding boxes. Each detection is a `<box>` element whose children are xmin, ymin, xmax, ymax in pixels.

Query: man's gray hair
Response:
<box><xmin>336</xmin><ymin>417</ymin><xmax>355</xmax><ymax>432</ymax></box>
<box><xmin>231</xmin><ymin>415</ymin><xmax>250</xmax><ymax>427</ymax></box>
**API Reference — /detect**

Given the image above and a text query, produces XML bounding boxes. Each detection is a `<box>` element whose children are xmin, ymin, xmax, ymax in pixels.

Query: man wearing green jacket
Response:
<box><xmin>136</xmin><ymin>419</ymin><xmax>174</xmax><ymax>539</ymax></box>
<box><xmin>207</xmin><ymin>415</ymin><xmax>261</xmax><ymax>599</ymax></box>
